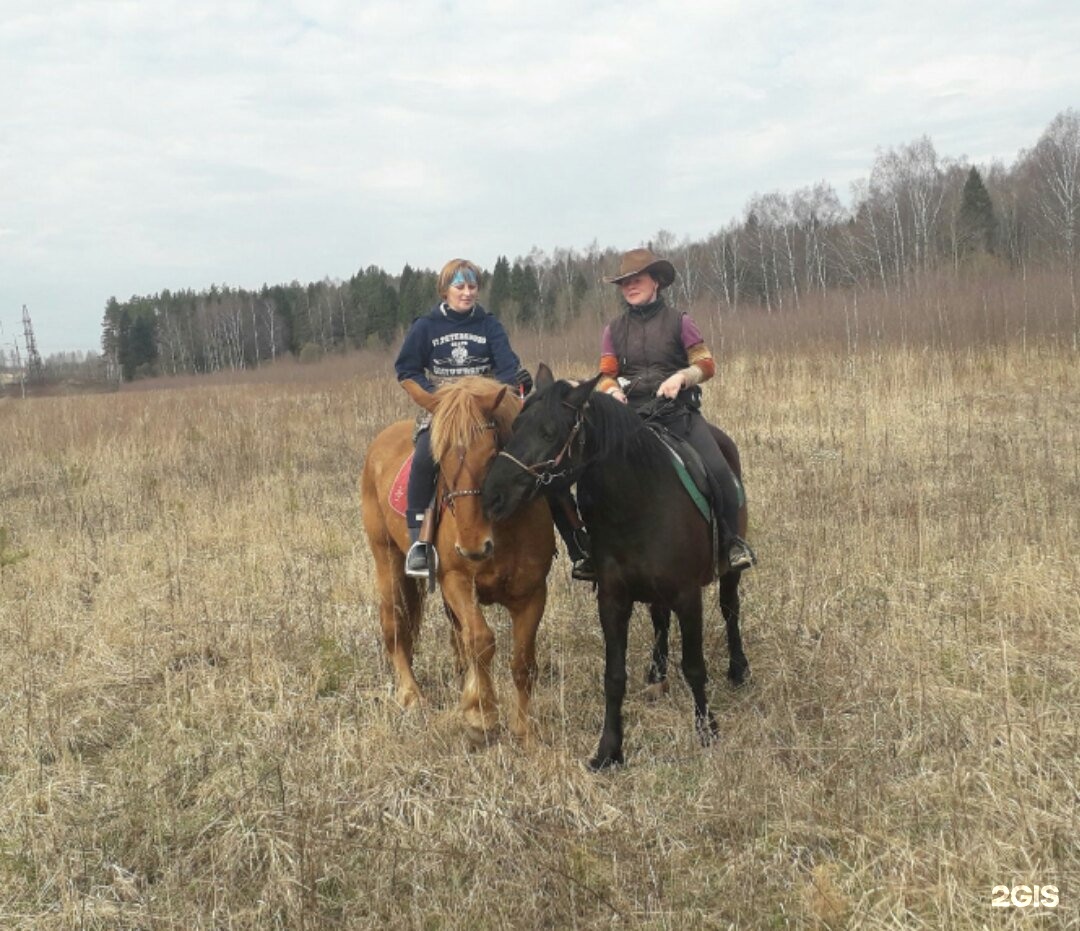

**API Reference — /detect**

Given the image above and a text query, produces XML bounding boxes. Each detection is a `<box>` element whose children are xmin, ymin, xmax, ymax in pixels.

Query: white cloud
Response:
<box><xmin>2</xmin><ymin>0</ymin><xmax>1079</xmax><ymax>351</ymax></box>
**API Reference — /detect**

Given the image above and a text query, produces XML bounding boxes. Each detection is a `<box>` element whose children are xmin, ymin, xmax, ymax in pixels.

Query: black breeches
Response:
<box><xmin>407</xmin><ymin>428</ymin><xmax>438</xmax><ymax>517</ymax></box>
<box><xmin>672</xmin><ymin>411</ymin><xmax>742</xmax><ymax>540</ymax></box>
<box><xmin>708</xmin><ymin>423</ymin><xmax>741</xmax><ymax>481</ymax></box>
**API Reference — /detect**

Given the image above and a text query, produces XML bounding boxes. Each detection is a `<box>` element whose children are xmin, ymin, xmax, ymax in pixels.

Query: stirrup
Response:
<box><xmin>405</xmin><ymin>541</ymin><xmax>432</xmax><ymax>578</ymax></box>
<box><xmin>727</xmin><ymin>538</ymin><xmax>756</xmax><ymax>571</ymax></box>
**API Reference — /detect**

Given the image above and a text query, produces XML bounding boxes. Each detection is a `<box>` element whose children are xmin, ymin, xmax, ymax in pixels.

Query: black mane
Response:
<box><xmin>581</xmin><ymin>390</ymin><xmax>673</xmax><ymax>473</ymax></box>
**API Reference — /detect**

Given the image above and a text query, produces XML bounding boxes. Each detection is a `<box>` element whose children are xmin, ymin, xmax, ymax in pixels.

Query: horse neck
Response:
<box><xmin>580</xmin><ymin>403</ymin><xmax>672</xmax><ymax>511</ymax></box>
<box><xmin>581</xmin><ymin>393</ymin><xmax>658</xmax><ymax>460</ymax></box>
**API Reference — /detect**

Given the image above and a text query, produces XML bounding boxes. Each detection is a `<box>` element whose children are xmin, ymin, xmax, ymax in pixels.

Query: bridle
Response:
<box><xmin>496</xmin><ymin>403</ymin><xmax>586</xmax><ymax>488</ymax></box>
<box><xmin>439</xmin><ymin>421</ymin><xmax>498</xmax><ymax>515</ymax></box>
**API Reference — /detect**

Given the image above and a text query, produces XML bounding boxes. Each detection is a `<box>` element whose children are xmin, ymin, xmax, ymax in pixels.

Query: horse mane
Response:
<box><xmin>430</xmin><ymin>376</ymin><xmax>518</xmax><ymax>461</ymax></box>
<box><xmin>580</xmin><ymin>389</ymin><xmax>670</xmax><ymax>469</ymax></box>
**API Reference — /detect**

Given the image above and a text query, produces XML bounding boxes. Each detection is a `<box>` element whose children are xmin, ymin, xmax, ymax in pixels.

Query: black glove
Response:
<box><xmin>515</xmin><ymin>367</ymin><xmax>534</xmax><ymax>397</ymax></box>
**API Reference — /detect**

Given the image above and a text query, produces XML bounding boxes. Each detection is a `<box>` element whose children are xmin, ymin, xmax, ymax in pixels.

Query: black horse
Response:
<box><xmin>482</xmin><ymin>365</ymin><xmax>750</xmax><ymax>769</ymax></box>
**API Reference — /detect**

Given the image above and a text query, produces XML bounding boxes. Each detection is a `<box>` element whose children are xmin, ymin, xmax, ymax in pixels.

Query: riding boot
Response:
<box><xmin>405</xmin><ymin>508</ymin><xmax>434</xmax><ymax>578</ymax></box>
<box><xmin>548</xmin><ymin>491</ymin><xmax>596</xmax><ymax>582</ymax></box>
<box><xmin>684</xmin><ymin>412</ymin><xmax>756</xmax><ymax>573</ymax></box>
<box><xmin>722</xmin><ymin>527</ymin><xmax>757</xmax><ymax>571</ymax></box>
<box><xmin>567</xmin><ymin>528</ymin><xmax>596</xmax><ymax>582</ymax></box>
<box><xmin>405</xmin><ymin>428</ymin><xmax>438</xmax><ymax>579</ymax></box>
<box><xmin>715</xmin><ymin>476</ymin><xmax>755</xmax><ymax>570</ymax></box>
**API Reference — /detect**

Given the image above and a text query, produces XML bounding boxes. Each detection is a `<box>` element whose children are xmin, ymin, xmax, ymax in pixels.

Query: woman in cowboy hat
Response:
<box><xmin>594</xmin><ymin>247</ymin><xmax>755</xmax><ymax>571</ymax></box>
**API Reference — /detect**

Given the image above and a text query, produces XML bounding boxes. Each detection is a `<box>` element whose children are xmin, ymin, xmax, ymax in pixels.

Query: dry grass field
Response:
<box><xmin>1</xmin><ymin>311</ymin><xmax>1078</xmax><ymax>927</ymax></box>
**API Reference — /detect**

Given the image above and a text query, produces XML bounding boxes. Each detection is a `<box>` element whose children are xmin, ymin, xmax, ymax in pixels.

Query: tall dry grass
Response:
<box><xmin>1</xmin><ymin>288</ymin><xmax>1078</xmax><ymax>928</ymax></box>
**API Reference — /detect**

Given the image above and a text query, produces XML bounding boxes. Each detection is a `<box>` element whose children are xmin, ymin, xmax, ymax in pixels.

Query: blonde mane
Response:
<box><xmin>430</xmin><ymin>376</ymin><xmax>519</xmax><ymax>461</ymax></box>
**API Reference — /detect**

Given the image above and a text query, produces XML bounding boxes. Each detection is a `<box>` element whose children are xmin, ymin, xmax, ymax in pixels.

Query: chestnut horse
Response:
<box><xmin>360</xmin><ymin>376</ymin><xmax>555</xmax><ymax>744</ymax></box>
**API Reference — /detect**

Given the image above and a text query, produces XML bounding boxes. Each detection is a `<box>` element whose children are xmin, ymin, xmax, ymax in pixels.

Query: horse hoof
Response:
<box><xmin>508</xmin><ymin>714</ymin><xmax>535</xmax><ymax>746</ymax></box>
<box><xmin>642</xmin><ymin>680</ymin><xmax>670</xmax><ymax>702</ymax></box>
<box><xmin>727</xmin><ymin>664</ymin><xmax>751</xmax><ymax>688</ymax></box>
<box><xmin>464</xmin><ymin>705</ymin><xmax>499</xmax><ymax>732</ymax></box>
<box><xmin>396</xmin><ymin>688</ymin><xmax>425</xmax><ymax>710</ymax></box>
<box><xmin>465</xmin><ymin>724</ymin><xmax>500</xmax><ymax>749</ymax></box>
<box><xmin>510</xmin><ymin>729</ymin><xmax>536</xmax><ymax>753</ymax></box>
<box><xmin>586</xmin><ymin>745</ymin><xmax>625</xmax><ymax>772</ymax></box>
<box><xmin>696</xmin><ymin>715</ymin><xmax>720</xmax><ymax>747</ymax></box>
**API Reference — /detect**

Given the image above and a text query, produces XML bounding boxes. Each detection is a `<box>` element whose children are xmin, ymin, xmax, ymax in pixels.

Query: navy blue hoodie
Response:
<box><xmin>394</xmin><ymin>302</ymin><xmax>520</xmax><ymax>393</ymax></box>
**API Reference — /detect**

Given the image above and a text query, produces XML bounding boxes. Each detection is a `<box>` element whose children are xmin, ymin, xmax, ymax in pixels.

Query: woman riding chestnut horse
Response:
<box><xmin>394</xmin><ymin>258</ymin><xmax>591</xmax><ymax>578</ymax></box>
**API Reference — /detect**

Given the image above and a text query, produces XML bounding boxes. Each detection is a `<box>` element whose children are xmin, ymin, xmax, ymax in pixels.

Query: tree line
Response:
<box><xmin>101</xmin><ymin>109</ymin><xmax>1079</xmax><ymax>380</ymax></box>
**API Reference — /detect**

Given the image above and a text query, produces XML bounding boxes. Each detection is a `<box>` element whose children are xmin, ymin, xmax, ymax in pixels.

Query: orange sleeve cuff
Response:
<box><xmin>687</xmin><ymin>343</ymin><xmax>716</xmax><ymax>382</ymax></box>
<box><xmin>598</xmin><ymin>353</ymin><xmax>621</xmax><ymax>393</ymax></box>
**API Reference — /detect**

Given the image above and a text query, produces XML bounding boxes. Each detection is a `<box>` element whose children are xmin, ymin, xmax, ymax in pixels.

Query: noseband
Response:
<box><xmin>497</xmin><ymin>404</ymin><xmax>585</xmax><ymax>488</ymax></box>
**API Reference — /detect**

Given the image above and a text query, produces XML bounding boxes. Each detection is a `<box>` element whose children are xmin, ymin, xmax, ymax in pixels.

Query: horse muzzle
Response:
<box><xmin>454</xmin><ymin>538</ymin><xmax>494</xmax><ymax>562</ymax></box>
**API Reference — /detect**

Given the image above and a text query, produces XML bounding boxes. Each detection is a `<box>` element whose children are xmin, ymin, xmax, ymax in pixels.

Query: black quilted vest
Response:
<box><xmin>609</xmin><ymin>299</ymin><xmax>696</xmax><ymax>408</ymax></box>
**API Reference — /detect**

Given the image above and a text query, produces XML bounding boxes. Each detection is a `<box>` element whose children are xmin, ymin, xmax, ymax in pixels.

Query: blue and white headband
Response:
<box><xmin>449</xmin><ymin>268</ymin><xmax>478</xmax><ymax>287</ymax></box>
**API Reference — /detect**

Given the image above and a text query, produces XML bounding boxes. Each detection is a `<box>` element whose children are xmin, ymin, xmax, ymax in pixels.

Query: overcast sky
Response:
<box><xmin>2</xmin><ymin>0</ymin><xmax>1078</xmax><ymax>355</ymax></box>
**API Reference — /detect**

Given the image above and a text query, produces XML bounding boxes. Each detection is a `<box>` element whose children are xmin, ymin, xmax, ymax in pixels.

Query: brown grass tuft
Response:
<box><xmin>1</xmin><ymin>331</ymin><xmax>1077</xmax><ymax>928</ymax></box>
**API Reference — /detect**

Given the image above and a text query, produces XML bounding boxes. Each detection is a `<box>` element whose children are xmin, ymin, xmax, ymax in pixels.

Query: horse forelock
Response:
<box><xmin>430</xmin><ymin>377</ymin><xmax>515</xmax><ymax>461</ymax></box>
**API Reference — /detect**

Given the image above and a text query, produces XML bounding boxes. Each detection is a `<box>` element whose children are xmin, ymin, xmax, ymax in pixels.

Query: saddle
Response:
<box><xmin>388</xmin><ymin>453</ymin><xmax>413</xmax><ymax>517</ymax></box>
<box><xmin>645</xmin><ymin>425</ymin><xmax>713</xmax><ymax>524</ymax></box>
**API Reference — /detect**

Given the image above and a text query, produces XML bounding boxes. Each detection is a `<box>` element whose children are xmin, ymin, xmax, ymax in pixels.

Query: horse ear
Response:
<box><xmin>565</xmin><ymin>373</ymin><xmax>603</xmax><ymax>411</ymax></box>
<box><xmin>535</xmin><ymin>363</ymin><xmax>555</xmax><ymax>391</ymax></box>
<box><xmin>480</xmin><ymin>384</ymin><xmax>508</xmax><ymax>418</ymax></box>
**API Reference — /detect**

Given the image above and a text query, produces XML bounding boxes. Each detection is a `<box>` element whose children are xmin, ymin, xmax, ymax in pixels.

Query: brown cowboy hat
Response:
<box><xmin>602</xmin><ymin>248</ymin><xmax>676</xmax><ymax>289</ymax></box>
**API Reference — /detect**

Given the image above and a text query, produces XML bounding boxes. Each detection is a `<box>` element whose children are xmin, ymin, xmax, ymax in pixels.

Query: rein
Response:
<box><xmin>496</xmin><ymin>402</ymin><xmax>585</xmax><ymax>487</ymax></box>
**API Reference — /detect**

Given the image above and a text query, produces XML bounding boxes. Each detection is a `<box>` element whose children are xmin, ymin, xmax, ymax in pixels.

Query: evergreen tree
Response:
<box><xmin>351</xmin><ymin>266</ymin><xmax>399</xmax><ymax>346</ymax></box>
<box><xmin>397</xmin><ymin>263</ymin><xmax>432</xmax><ymax>326</ymax></box>
<box><xmin>488</xmin><ymin>256</ymin><xmax>511</xmax><ymax>315</ymax></box>
<box><xmin>510</xmin><ymin>261</ymin><xmax>539</xmax><ymax>325</ymax></box>
<box><xmin>958</xmin><ymin>166</ymin><xmax>996</xmax><ymax>255</ymax></box>
<box><xmin>126</xmin><ymin>310</ymin><xmax>159</xmax><ymax>379</ymax></box>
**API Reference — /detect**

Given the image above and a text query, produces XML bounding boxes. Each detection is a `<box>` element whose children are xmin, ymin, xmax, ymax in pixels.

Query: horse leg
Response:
<box><xmin>673</xmin><ymin>589</ymin><xmax>718</xmax><ymax>746</ymax></box>
<box><xmin>590</xmin><ymin>585</ymin><xmax>632</xmax><ymax>770</ymax></box>
<box><xmin>444</xmin><ymin>599</ymin><xmax>467</xmax><ymax>686</ymax></box>
<box><xmin>643</xmin><ymin>603</ymin><xmax>671</xmax><ymax>701</ymax></box>
<box><xmin>720</xmin><ymin>572</ymin><xmax>750</xmax><ymax>686</ymax></box>
<box><xmin>373</xmin><ymin>538</ymin><xmax>425</xmax><ymax>709</ymax></box>
<box><xmin>442</xmin><ymin>571</ymin><xmax>499</xmax><ymax>741</ymax></box>
<box><xmin>506</xmin><ymin>586</ymin><xmax>546</xmax><ymax>745</ymax></box>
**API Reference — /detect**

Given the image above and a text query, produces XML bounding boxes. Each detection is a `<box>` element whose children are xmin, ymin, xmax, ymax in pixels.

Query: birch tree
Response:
<box><xmin>1025</xmin><ymin>109</ymin><xmax>1080</xmax><ymax>339</ymax></box>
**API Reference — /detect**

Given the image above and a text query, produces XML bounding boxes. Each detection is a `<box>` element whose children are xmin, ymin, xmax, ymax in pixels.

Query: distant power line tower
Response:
<box><xmin>21</xmin><ymin>304</ymin><xmax>44</xmax><ymax>382</ymax></box>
